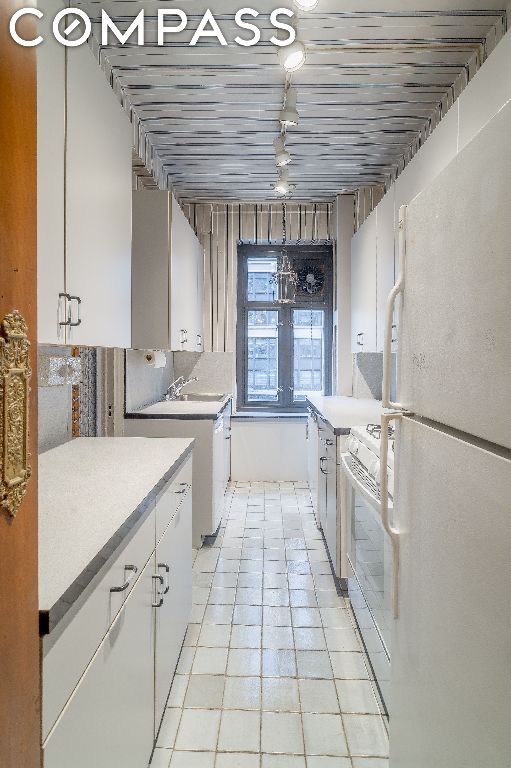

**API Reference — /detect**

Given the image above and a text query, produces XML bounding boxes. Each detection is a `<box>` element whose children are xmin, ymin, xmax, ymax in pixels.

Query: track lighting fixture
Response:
<box><xmin>278</xmin><ymin>39</ymin><xmax>306</xmax><ymax>72</ymax></box>
<box><xmin>293</xmin><ymin>0</ymin><xmax>319</xmax><ymax>9</ymax></box>
<box><xmin>280</xmin><ymin>88</ymin><xmax>299</xmax><ymax>127</ymax></box>
<box><xmin>274</xmin><ymin>136</ymin><xmax>291</xmax><ymax>167</ymax></box>
<box><xmin>274</xmin><ymin>169</ymin><xmax>291</xmax><ymax>197</ymax></box>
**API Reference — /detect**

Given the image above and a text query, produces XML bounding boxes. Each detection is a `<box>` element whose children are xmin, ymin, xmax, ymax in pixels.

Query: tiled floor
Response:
<box><xmin>151</xmin><ymin>481</ymin><xmax>389</xmax><ymax>768</ymax></box>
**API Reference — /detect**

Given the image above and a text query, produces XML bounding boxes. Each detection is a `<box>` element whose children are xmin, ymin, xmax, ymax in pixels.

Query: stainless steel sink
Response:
<box><xmin>173</xmin><ymin>393</ymin><xmax>226</xmax><ymax>402</ymax></box>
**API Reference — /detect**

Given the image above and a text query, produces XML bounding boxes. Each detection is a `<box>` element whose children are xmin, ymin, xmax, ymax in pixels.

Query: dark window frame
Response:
<box><xmin>236</xmin><ymin>243</ymin><xmax>334</xmax><ymax>413</ymax></box>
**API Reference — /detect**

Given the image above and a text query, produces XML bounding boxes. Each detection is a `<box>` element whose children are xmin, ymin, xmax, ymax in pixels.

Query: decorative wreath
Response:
<box><xmin>297</xmin><ymin>263</ymin><xmax>325</xmax><ymax>295</ymax></box>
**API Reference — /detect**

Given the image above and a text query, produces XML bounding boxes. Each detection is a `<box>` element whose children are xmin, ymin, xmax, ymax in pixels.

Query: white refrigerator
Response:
<box><xmin>382</xmin><ymin>98</ymin><xmax>511</xmax><ymax>767</ymax></box>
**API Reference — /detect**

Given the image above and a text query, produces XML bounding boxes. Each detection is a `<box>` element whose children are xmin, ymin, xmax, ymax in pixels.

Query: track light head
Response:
<box><xmin>274</xmin><ymin>169</ymin><xmax>291</xmax><ymax>197</ymax></box>
<box><xmin>278</xmin><ymin>40</ymin><xmax>306</xmax><ymax>72</ymax></box>
<box><xmin>293</xmin><ymin>0</ymin><xmax>319</xmax><ymax>9</ymax></box>
<box><xmin>274</xmin><ymin>137</ymin><xmax>291</xmax><ymax>167</ymax></box>
<box><xmin>280</xmin><ymin>88</ymin><xmax>299</xmax><ymax>127</ymax></box>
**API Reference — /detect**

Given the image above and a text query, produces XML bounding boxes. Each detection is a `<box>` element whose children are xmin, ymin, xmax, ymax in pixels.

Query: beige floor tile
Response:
<box><xmin>262</xmin><ymin>677</ymin><xmax>300</xmax><ymax>712</ymax></box>
<box><xmin>336</xmin><ymin>679</ymin><xmax>381</xmax><ymax>714</ymax></box>
<box><xmin>329</xmin><ymin>652</ymin><xmax>369</xmax><ymax>680</ymax></box>
<box><xmin>217</xmin><ymin>709</ymin><xmax>261</xmax><ymax>752</ymax></box>
<box><xmin>192</xmin><ymin>647</ymin><xmax>228</xmax><ymax>676</ymax></box>
<box><xmin>157</xmin><ymin>707</ymin><xmax>182</xmax><ymax>749</ymax></box>
<box><xmin>261</xmin><ymin>711</ymin><xmax>304</xmax><ymax>754</ymax></box>
<box><xmin>343</xmin><ymin>714</ymin><xmax>389</xmax><ymax>757</ymax></box>
<box><xmin>174</xmin><ymin>709</ymin><xmax>221</xmax><ymax>751</ymax></box>
<box><xmin>302</xmin><ymin>713</ymin><xmax>348</xmax><ymax>756</ymax></box>
<box><xmin>261</xmin><ymin>756</ymin><xmax>306</xmax><ymax>768</ymax></box>
<box><xmin>215</xmin><ymin>753</ymin><xmax>260</xmax><ymax>768</ymax></box>
<box><xmin>169</xmin><ymin>751</ymin><xmax>216</xmax><ymax>768</ymax></box>
<box><xmin>230</xmin><ymin>624</ymin><xmax>262</xmax><ymax>649</ymax></box>
<box><xmin>184</xmin><ymin>675</ymin><xmax>224</xmax><ymax>709</ymax></box>
<box><xmin>298</xmin><ymin>678</ymin><xmax>340</xmax><ymax>714</ymax></box>
<box><xmin>223</xmin><ymin>676</ymin><xmax>261</xmax><ymax>710</ymax></box>
<box><xmin>226</xmin><ymin>647</ymin><xmax>262</xmax><ymax>676</ymax></box>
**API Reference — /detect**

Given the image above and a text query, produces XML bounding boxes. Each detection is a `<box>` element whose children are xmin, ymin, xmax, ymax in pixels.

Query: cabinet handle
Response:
<box><xmin>196</xmin><ymin>333</ymin><xmax>202</xmax><ymax>348</ymax></box>
<box><xmin>391</xmin><ymin>324</ymin><xmax>398</xmax><ymax>344</ymax></box>
<box><xmin>225</xmin><ymin>436</ymin><xmax>231</xmax><ymax>441</ymax></box>
<box><xmin>175</xmin><ymin>487</ymin><xmax>187</xmax><ymax>495</ymax></box>
<box><xmin>68</xmin><ymin>295</ymin><xmax>82</xmax><ymax>327</ymax></box>
<box><xmin>356</xmin><ymin>332</ymin><xmax>364</xmax><ymax>347</ymax></box>
<box><xmin>152</xmin><ymin>574</ymin><xmax>164</xmax><ymax>607</ymax></box>
<box><xmin>110</xmin><ymin>564</ymin><xmax>138</xmax><ymax>593</ymax></box>
<box><xmin>319</xmin><ymin>456</ymin><xmax>329</xmax><ymax>475</ymax></box>
<box><xmin>58</xmin><ymin>293</ymin><xmax>71</xmax><ymax>326</ymax></box>
<box><xmin>158</xmin><ymin>563</ymin><xmax>170</xmax><ymax>594</ymax></box>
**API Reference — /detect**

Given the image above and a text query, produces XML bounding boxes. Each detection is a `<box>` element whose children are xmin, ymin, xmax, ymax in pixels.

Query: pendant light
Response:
<box><xmin>280</xmin><ymin>88</ymin><xmax>299</xmax><ymax>127</ymax></box>
<box><xmin>271</xmin><ymin>250</ymin><xmax>298</xmax><ymax>304</ymax></box>
<box><xmin>274</xmin><ymin>136</ymin><xmax>291</xmax><ymax>167</ymax></box>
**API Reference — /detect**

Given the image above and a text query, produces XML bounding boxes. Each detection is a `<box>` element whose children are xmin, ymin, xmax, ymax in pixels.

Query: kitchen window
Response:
<box><xmin>236</xmin><ymin>244</ymin><xmax>333</xmax><ymax>412</ymax></box>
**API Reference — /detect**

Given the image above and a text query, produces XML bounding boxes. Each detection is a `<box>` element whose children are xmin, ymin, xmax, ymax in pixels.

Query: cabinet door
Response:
<box><xmin>325</xmin><ymin>439</ymin><xmax>338</xmax><ymax>575</ymax></box>
<box><xmin>37</xmin><ymin>0</ymin><xmax>66</xmax><ymax>344</ymax></box>
<box><xmin>212</xmin><ymin>417</ymin><xmax>226</xmax><ymax>535</ymax></box>
<box><xmin>154</xmin><ymin>493</ymin><xmax>192</xmax><ymax>731</ymax></box>
<box><xmin>44</xmin><ymin>560</ymin><xmax>154</xmax><ymax>768</ymax></box>
<box><xmin>376</xmin><ymin>190</ymin><xmax>396</xmax><ymax>352</ymax></box>
<box><xmin>65</xmin><ymin>44</ymin><xmax>132</xmax><ymax>348</ymax></box>
<box><xmin>351</xmin><ymin>210</ymin><xmax>377</xmax><ymax>353</ymax></box>
<box><xmin>132</xmin><ymin>191</ymin><xmax>171</xmax><ymax>350</ymax></box>
<box><xmin>307</xmin><ymin>413</ymin><xmax>319</xmax><ymax>521</ymax></box>
<box><xmin>170</xmin><ymin>194</ymin><xmax>204</xmax><ymax>351</ymax></box>
<box><xmin>223</xmin><ymin>402</ymin><xmax>232</xmax><ymax>487</ymax></box>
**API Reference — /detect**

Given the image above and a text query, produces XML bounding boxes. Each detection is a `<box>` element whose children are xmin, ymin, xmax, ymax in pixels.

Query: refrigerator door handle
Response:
<box><xmin>383</xmin><ymin>205</ymin><xmax>407</xmax><ymax>410</ymax></box>
<box><xmin>381</xmin><ymin>411</ymin><xmax>402</xmax><ymax>619</ymax></box>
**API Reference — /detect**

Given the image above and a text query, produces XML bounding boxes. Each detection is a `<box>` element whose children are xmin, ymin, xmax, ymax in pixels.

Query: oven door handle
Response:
<box><xmin>381</xmin><ymin>412</ymin><xmax>402</xmax><ymax>619</ymax></box>
<box><xmin>340</xmin><ymin>453</ymin><xmax>381</xmax><ymax>509</ymax></box>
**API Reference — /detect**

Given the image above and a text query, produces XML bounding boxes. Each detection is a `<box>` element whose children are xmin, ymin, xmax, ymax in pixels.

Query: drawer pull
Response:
<box><xmin>110</xmin><ymin>564</ymin><xmax>138</xmax><ymax>593</ymax></box>
<box><xmin>158</xmin><ymin>563</ymin><xmax>170</xmax><ymax>594</ymax></box>
<box><xmin>152</xmin><ymin>574</ymin><xmax>164</xmax><ymax>607</ymax></box>
<box><xmin>175</xmin><ymin>488</ymin><xmax>187</xmax><ymax>495</ymax></box>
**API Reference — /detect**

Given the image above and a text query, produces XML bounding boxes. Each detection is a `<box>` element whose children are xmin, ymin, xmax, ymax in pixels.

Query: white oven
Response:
<box><xmin>341</xmin><ymin>440</ymin><xmax>394</xmax><ymax>712</ymax></box>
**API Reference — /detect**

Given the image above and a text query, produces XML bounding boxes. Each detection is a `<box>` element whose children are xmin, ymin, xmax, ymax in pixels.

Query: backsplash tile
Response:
<box><xmin>352</xmin><ymin>353</ymin><xmax>383</xmax><ymax>400</ymax></box>
<box><xmin>125</xmin><ymin>349</ymin><xmax>174</xmax><ymax>412</ymax></box>
<box><xmin>173</xmin><ymin>351</ymin><xmax>234</xmax><ymax>395</ymax></box>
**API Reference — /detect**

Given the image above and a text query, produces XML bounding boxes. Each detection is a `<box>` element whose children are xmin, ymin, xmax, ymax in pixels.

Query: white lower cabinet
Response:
<box><xmin>306</xmin><ymin>410</ymin><xmax>319</xmax><ymax>521</ymax></box>
<box><xmin>154</xmin><ymin>492</ymin><xmax>192</xmax><ymax>731</ymax></box>
<box><xmin>44</xmin><ymin>559</ymin><xmax>155</xmax><ymax>768</ymax></box>
<box><xmin>43</xmin><ymin>460</ymin><xmax>193</xmax><ymax>767</ymax></box>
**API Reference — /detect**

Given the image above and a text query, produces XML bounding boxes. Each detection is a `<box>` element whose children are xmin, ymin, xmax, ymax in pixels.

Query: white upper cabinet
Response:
<box><xmin>132</xmin><ymin>192</ymin><xmax>204</xmax><ymax>351</ymax></box>
<box><xmin>351</xmin><ymin>209</ymin><xmax>377</xmax><ymax>353</ymax></box>
<box><xmin>37</xmin><ymin>12</ymin><xmax>132</xmax><ymax>347</ymax></box>
<box><xmin>375</xmin><ymin>189</ymin><xmax>396</xmax><ymax>352</ymax></box>
<box><xmin>37</xmin><ymin>2</ymin><xmax>66</xmax><ymax>345</ymax></box>
<box><xmin>65</xmin><ymin>45</ymin><xmax>132</xmax><ymax>348</ymax></box>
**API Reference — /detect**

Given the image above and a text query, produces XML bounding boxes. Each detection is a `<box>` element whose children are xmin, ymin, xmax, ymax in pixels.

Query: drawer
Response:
<box><xmin>42</xmin><ymin>505</ymin><xmax>155</xmax><ymax>741</ymax></box>
<box><xmin>155</xmin><ymin>456</ymin><xmax>192</xmax><ymax>543</ymax></box>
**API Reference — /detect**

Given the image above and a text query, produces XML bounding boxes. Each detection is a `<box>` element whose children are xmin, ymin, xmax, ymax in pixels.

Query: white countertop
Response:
<box><xmin>307</xmin><ymin>395</ymin><xmax>382</xmax><ymax>434</ymax></box>
<box><xmin>130</xmin><ymin>394</ymin><xmax>231</xmax><ymax>419</ymax></box>
<box><xmin>38</xmin><ymin>437</ymin><xmax>193</xmax><ymax>616</ymax></box>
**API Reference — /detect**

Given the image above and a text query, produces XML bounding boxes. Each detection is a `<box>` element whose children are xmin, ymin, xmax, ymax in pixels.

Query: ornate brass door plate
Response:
<box><xmin>0</xmin><ymin>310</ymin><xmax>32</xmax><ymax>517</ymax></box>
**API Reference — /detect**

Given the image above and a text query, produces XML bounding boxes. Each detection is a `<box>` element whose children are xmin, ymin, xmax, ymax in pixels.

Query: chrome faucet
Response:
<box><xmin>164</xmin><ymin>375</ymin><xmax>198</xmax><ymax>401</ymax></box>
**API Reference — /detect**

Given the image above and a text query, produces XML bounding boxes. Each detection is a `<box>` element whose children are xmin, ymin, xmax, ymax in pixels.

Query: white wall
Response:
<box><xmin>231</xmin><ymin>419</ymin><xmax>307</xmax><ymax>482</ymax></box>
<box><xmin>354</xmin><ymin>27</ymin><xmax>511</xmax><ymax>286</ymax></box>
<box><xmin>334</xmin><ymin>195</ymin><xmax>354</xmax><ymax>396</ymax></box>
